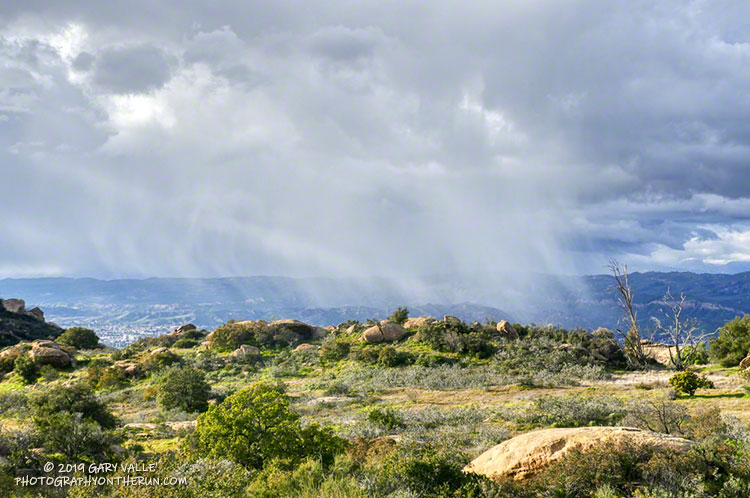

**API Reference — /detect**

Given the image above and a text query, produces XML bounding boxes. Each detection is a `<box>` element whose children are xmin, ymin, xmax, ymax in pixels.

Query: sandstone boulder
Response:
<box><xmin>362</xmin><ymin>322</ymin><xmax>408</xmax><ymax>343</ymax></box>
<box><xmin>403</xmin><ymin>316</ymin><xmax>436</xmax><ymax>330</ymax></box>
<box><xmin>232</xmin><ymin>344</ymin><xmax>260</xmax><ymax>358</ymax></box>
<box><xmin>443</xmin><ymin>315</ymin><xmax>461</xmax><ymax>326</ymax></box>
<box><xmin>496</xmin><ymin>320</ymin><xmax>518</xmax><ymax>339</ymax></box>
<box><xmin>294</xmin><ymin>343</ymin><xmax>319</xmax><ymax>352</ymax></box>
<box><xmin>642</xmin><ymin>342</ymin><xmax>676</xmax><ymax>366</ymax></box>
<box><xmin>739</xmin><ymin>354</ymin><xmax>750</xmax><ymax>370</ymax></box>
<box><xmin>30</xmin><ymin>340</ymin><xmax>75</xmax><ymax>368</ymax></box>
<box><xmin>345</xmin><ymin>324</ymin><xmax>358</xmax><ymax>334</ymax></box>
<box><xmin>114</xmin><ymin>360</ymin><xmax>141</xmax><ymax>378</ymax></box>
<box><xmin>312</xmin><ymin>326</ymin><xmax>329</xmax><ymax>339</ymax></box>
<box><xmin>0</xmin><ymin>343</ymin><xmax>31</xmax><ymax>370</ymax></box>
<box><xmin>170</xmin><ymin>323</ymin><xmax>197</xmax><ymax>336</ymax></box>
<box><xmin>2</xmin><ymin>298</ymin><xmax>25</xmax><ymax>314</ymax></box>
<box><xmin>464</xmin><ymin>427</ymin><xmax>694</xmax><ymax>481</ymax></box>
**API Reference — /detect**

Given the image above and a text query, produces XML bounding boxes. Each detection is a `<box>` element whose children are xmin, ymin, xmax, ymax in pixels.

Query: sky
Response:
<box><xmin>3</xmin><ymin>1</ymin><xmax>750</xmax><ymax>279</ymax></box>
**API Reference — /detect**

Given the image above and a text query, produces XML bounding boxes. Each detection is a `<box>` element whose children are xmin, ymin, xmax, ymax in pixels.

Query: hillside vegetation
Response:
<box><xmin>0</xmin><ymin>311</ymin><xmax>750</xmax><ymax>497</ymax></box>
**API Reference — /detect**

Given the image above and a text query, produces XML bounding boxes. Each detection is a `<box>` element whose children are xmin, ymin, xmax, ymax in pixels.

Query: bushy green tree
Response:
<box><xmin>14</xmin><ymin>354</ymin><xmax>38</xmax><ymax>384</ymax></box>
<box><xmin>156</xmin><ymin>365</ymin><xmax>210</xmax><ymax>413</ymax></box>
<box><xmin>710</xmin><ymin>315</ymin><xmax>750</xmax><ymax>367</ymax></box>
<box><xmin>669</xmin><ymin>370</ymin><xmax>714</xmax><ymax>396</ymax></box>
<box><xmin>30</xmin><ymin>382</ymin><xmax>117</xmax><ymax>429</ymax></box>
<box><xmin>57</xmin><ymin>326</ymin><xmax>100</xmax><ymax>349</ymax></box>
<box><xmin>28</xmin><ymin>382</ymin><xmax>120</xmax><ymax>461</ymax></box>
<box><xmin>387</xmin><ymin>306</ymin><xmax>409</xmax><ymax>325</ymax></box>
<box><xmin>186</xmin><ymin>382</ymin><xmax>345</xmax><ymax>470</ymax></box>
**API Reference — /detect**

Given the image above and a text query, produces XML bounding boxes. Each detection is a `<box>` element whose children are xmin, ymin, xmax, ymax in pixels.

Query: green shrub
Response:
<box><xmin>142</xmin><ymin>350</ymin><xmax>181</xmax><ymax>373</ymax></box>
<box><xmin>367</xmin><ymin>407</ymin><xmax>404</xmax><ymax>431</ymax></box>
<box><xmin>415</xmin><ymin>353</ymin><xmax>456</xmax><ymax>367</ymax></box>
<box><xmin>39</xmin><ymin>364</ymin><xmax>59</xmax><ymax>382</ymax></box>
<box><xmin>387</xmin><ymin>306</ymin><xmax>409</xmax><ymax>325</ymax></box>
<box><xmin>351</xmin><ymin>346</ymin><xmax>381</xmax><ymax>365</ymax></box>
<box><xmin>375</xmin><ymin>445</ymin><xmax>482</xmax><ymax>497</ymax></box>
<box><xmin>172</xmin><ymin>338</ymin><xmax>199</xmax><ymax>349</ymax></box>
<box><xmin>710</xmin><ymin>315</ymin><xmax>750</xmax><ymax>367</ymax></box>
<box><xmin>14</xmin><ymin>354</ymin><xmax>38</xmax><ymax>384</ymax></box>
<box><xmin>377</xmin><ymin>346</ymin><xmax>414</xmax><ymax>367</ymax></box>
<box><xmin>208</xmin><ymin>321</ymin><xmax>260</xmax><ymax>351</ymax></box>
<box><xmin>96</xmin><ymin>367</ymin><xmax>128</xmax><ymax>390</ymax></box>
<box><xmin>186</xmin><ymin>382</ymin><xmax>346</xmax><ymax>470</ymax></box>
<box><xmin>38</xmin><ymin>412</ymin><xmax>120</xmax><ymax>461</ymax></box>
<box><xmin>56</xmin><ymin>326</ymin><xmax>100</xmax><ymax>349</ymax></box>
<box><xmin>30</xmin><ymin>382</ymin><xmax>117</xmax><ymax>429</ymax></box>
<box><xmin>669</xmin><ymin>370</ymin><xmax>714</xmax><ymax>396</ymax></box>
<box><xmin>155</xmin><ymin>365</ymin><xmax>210</xmax><ymax>413</ymax></box>
<box><xmin>513</xmin><ymin>395</ymin><xmax>625</xmax><ymax>428</ymax></box>
<box><xmin>320</xmin><ymin>338</ymin><xmax>350</xmax><ymax>362</ymax></box>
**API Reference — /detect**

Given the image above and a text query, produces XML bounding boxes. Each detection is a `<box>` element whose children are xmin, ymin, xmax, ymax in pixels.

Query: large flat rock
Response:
<box><xmin>464</xmin><ymin>426</ymin><xmax>694</xmax><ymax>481</ymax></box>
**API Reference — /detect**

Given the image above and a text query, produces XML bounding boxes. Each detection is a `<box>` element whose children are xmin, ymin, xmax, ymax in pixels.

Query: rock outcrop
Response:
<box><xmin>1</xmin><ymin>298</ymin><xmax>45</xmax><ymax>322</ymax></box>
<box><xmin>0</xmin><ymin>299</ymin><xmax>60</xmax><ymax>347</ymax></box>
<box><xmin>2</xmin><ymin>298</ymin><xmax>26</xmax><ymax>314</ymax></box>
<box><xmin>464</xmin><ymin>427</ymin><xmax>694</xmax><ymax>481</ymax></box>
<box><xmin>403</xmin><ymin>316</ymin><xmax>436</xmax><ymax>330</ymax></box>
<box><xmin>361</xmin><ymin>322</ymin><xmax>408</xmax><ymax>342</ymax></box>
<box><xmin>641</xmin><ymin>340</ymin><xmax>676</xmax><ymax>366</ymax></box>
<box><xmin>739</xmin><ymin>353</ymin><xmax>750</xmax><ymax>370</ymax></box>
<box><xmin>26</xmin><ymin>307</ymin><xmax>44</xmax><ymax>322</ymax></box>
<box><xmin>30</xmin><ymin>340</ymin><xmax>76</xmax><ymax>368</ymax></box>
<box><xmin>169</xmin><ymin>323</ymin><xmax>197</xmax><ymax>336</ymax></box>
<box><xmin>443</xmin><ymin>315</ymin><xmax>461</xmax><ymax>326</ymax></box>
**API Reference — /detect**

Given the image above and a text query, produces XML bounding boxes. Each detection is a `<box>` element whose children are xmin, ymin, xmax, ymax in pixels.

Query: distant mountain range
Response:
<box><xmin>1</xmin><ymin>272</ymin><xmax>749</xmax><ymax>343</ymax></box>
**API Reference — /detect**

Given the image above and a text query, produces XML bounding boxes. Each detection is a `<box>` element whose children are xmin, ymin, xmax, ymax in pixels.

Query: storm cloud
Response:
<box><xmin>2</xmin><ymin>0</ymin><xmax>750</xmax><ymax>280</ymax></box>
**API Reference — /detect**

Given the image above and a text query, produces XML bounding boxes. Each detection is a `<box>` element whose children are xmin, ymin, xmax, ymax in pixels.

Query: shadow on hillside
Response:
<box><xmin>684</xmin><ymin>392</ymin><xmax>746</xmax><ymax>400</ymax></box>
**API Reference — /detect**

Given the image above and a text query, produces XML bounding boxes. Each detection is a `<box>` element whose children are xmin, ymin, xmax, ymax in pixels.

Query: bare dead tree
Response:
<box><xmin>609</xmin><ymin>259</ymin><xmax>647</xmax><ymax>368</ymax></box>
<box><xmin>651</xmin><ymin>289</ymin><xmax>711</xmax><ymax>371</ymax></box>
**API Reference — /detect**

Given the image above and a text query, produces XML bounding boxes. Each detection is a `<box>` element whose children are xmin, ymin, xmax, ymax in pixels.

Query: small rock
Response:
<box><xmin>496</xmin><ymin>320</ymin><xmax>519</xmax><ymax>339</ymax></box>
<box><xmin>232</xmin><ymin>344</ymin><xmax>260</xmax><ymax>358</ymax></box>
<box><xmin>294</xmin><ymin>343</ymin><xmax>319</xmax><ymax>352</ymax></box>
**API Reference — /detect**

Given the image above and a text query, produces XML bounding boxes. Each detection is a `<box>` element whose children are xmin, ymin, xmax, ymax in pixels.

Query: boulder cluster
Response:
<box><xmin>1</xmin><ymin>298</ymin><xmax>46</xmax><ymax>322</ymax></box>
<box><xmin>0</xmin><ymin>339</ymin><xmax>76</xmax><ymax>370</ymax></box>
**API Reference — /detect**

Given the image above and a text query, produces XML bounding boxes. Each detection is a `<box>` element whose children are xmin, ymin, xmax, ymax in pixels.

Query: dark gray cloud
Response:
<box><xmin>92</xmin><ymin>44</ymin><xmax>174</xmax><ymax>93</ymax></box>
<box><xmin>72</xmin><ymin>51</ymin><xmax>94</xmax><ymax>71</ymax></box>
<box><xmin>2</xmin><ymin>1</ymin><xmax>750</xmax><ymax>282</ymax></box>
